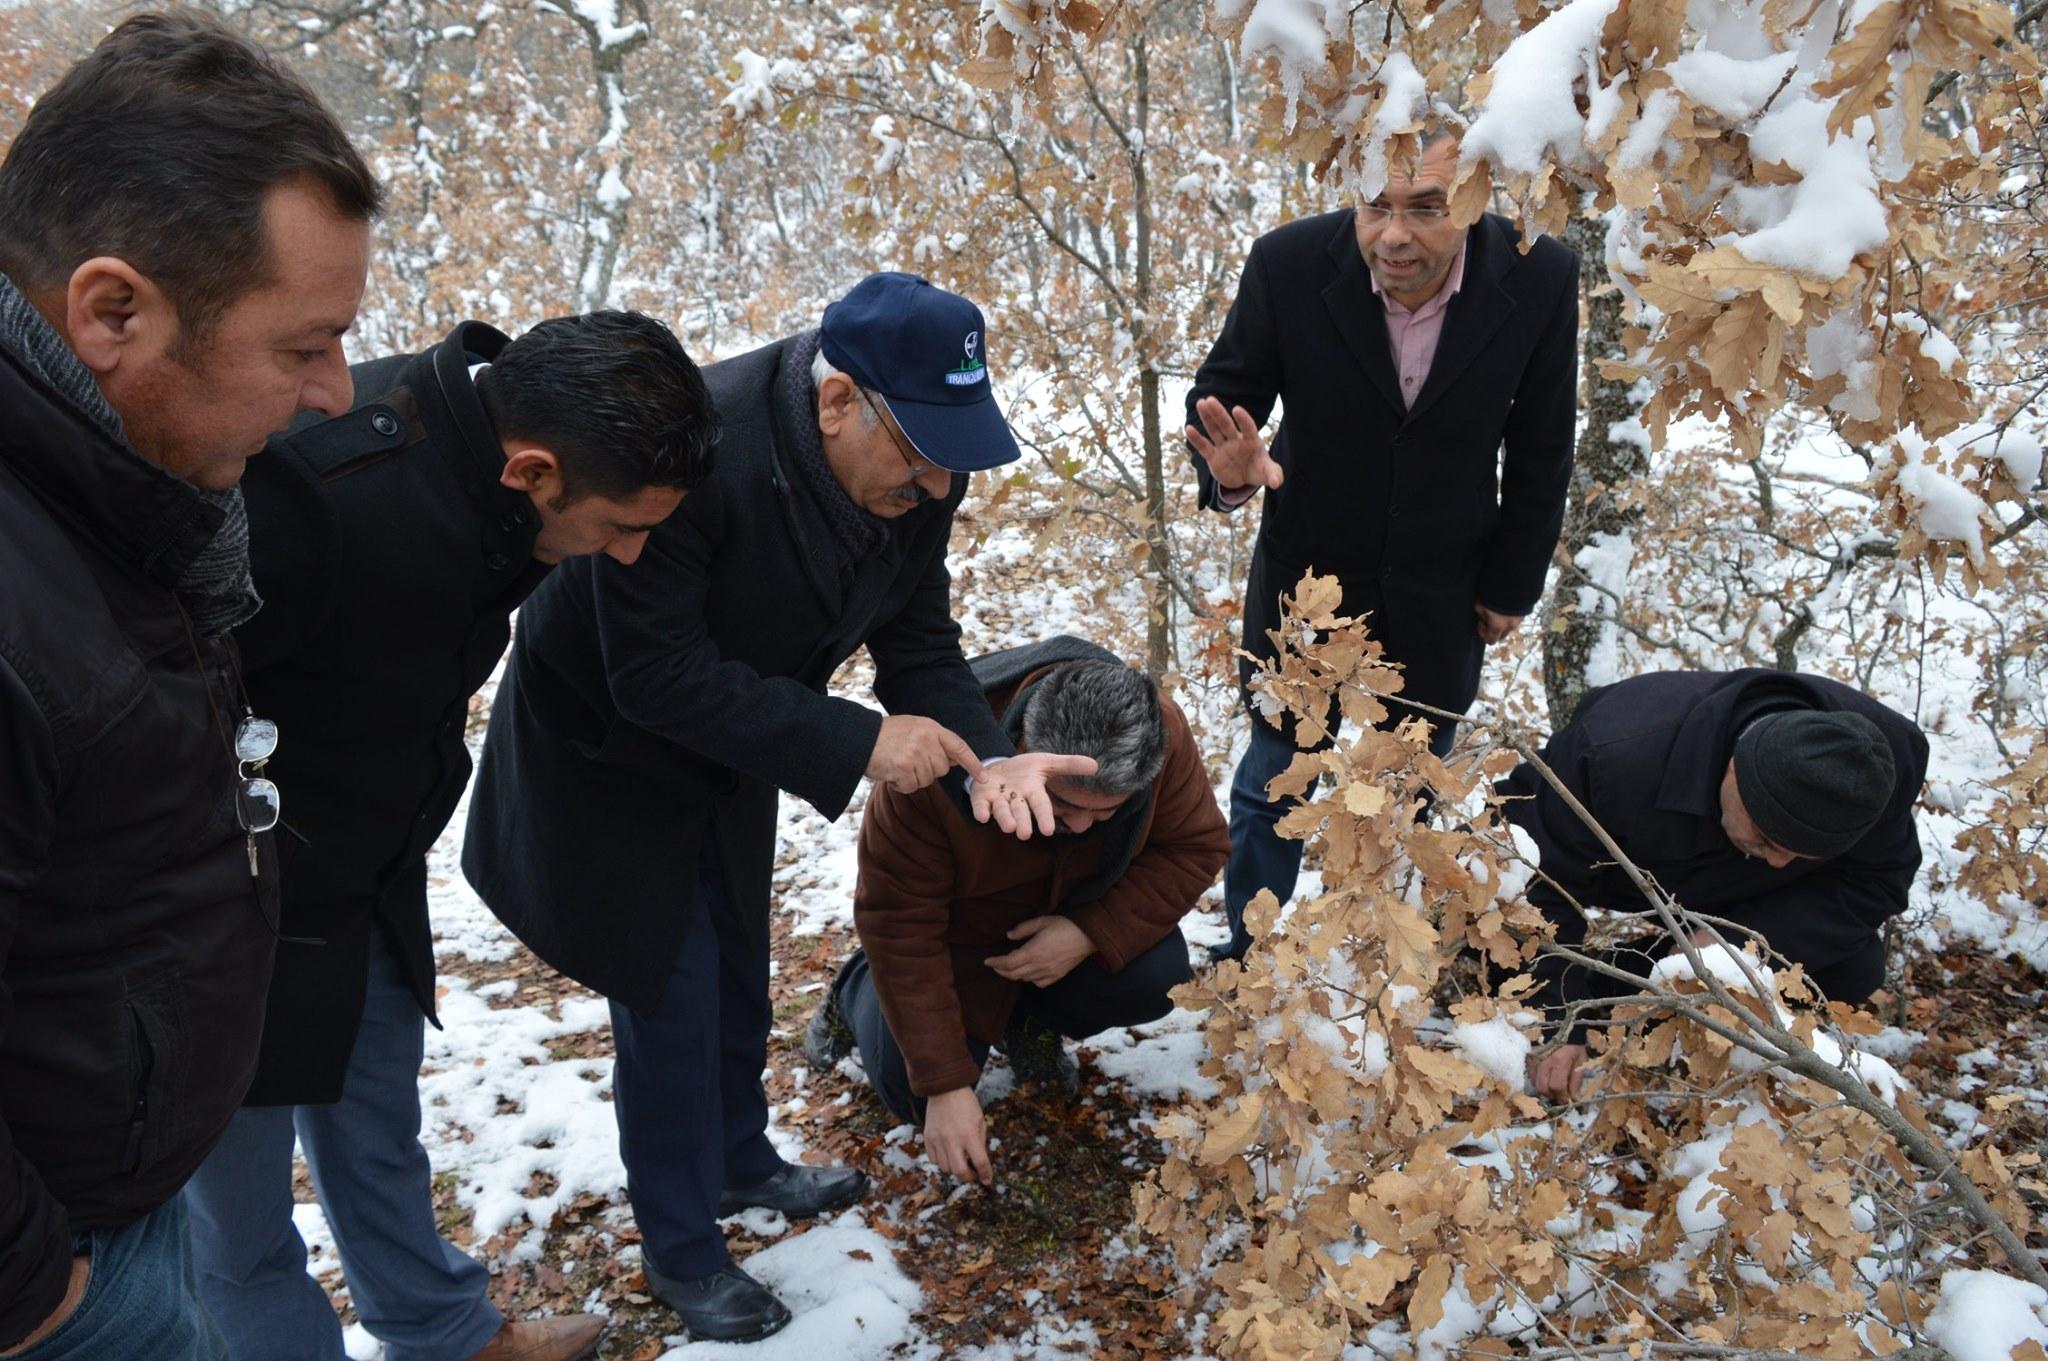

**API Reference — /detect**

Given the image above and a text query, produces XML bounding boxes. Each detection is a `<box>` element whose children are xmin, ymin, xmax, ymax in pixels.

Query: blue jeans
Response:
<box><xmin>1219</xmin><ymin>713</ymin><xmax>1457</xmax><ymax>958</ymax></box>
<box><xmin>183</xmin><ymin>925</ymin><xmax>503</xmax><ymax>1361</ymax></box>
<box><xmin>607</xmin><ymin>841</ymin><xmax>785</xmax><ymax>1282</ymax></box>
<box><xmin>10</xmin><ymin>1198</ymin><xmax>223</xmax><ymax>1361</ymax></box>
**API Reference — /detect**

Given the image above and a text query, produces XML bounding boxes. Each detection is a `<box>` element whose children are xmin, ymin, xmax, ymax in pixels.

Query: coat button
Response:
<box><xmin>486</xmin><ymin>552</ymin><xmax>511</xmax><ymax>570</ymax></box>
<box><xmin>369</xmin><ymin>411</ymin><xmax>399</xmax><ymax>438</ymax></box>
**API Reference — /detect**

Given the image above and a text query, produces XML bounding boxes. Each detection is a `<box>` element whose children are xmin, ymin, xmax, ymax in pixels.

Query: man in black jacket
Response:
<box><xmin>463</xmin><ymin>273</ymin><xmax>1092</xmax><ymax>1341</ymax></box>
<box><xmin>1187</xmin><ymin>132</ymin><xmax>1579</xmax><ymax>961</ymax></box>
<box><xmin>181</xmin><ymin>313</ymin><xmax>715</xmax><ymax>1361</ymax></box>
<box><xmin>0</xmin><ymin>13</ymin><xmax>379</xmax><ymax>1359</ymax></box>
<box><xmin>1498</xmin><ymin>669</ymin><xmax>1930</xmax><ymax>1101</ymax></box>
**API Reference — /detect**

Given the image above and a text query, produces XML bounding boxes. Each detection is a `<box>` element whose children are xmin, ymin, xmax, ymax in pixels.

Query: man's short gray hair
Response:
<box><xmin>1021</xmin><ymin>661</ymin><xmax>1167</xmax><ymax>798</ymax></box>
<box><xmin>811</xmin><ymin>348</ymin><xmax>877</xmax><ymax>428</ymax></box>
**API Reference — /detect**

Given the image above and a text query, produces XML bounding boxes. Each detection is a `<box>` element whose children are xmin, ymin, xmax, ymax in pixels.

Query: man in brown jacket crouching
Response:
<box><xmin>808</xmin><ymin>636</ymin><xmax>1229</xmax><ymax>1181</ymax></box>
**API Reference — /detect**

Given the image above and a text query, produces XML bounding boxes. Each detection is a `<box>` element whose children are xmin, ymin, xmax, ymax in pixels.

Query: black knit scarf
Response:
<box><xmin>776</xmin><ymin>329</ymin><xmax>889</xmax><ymax>569</ymax></box>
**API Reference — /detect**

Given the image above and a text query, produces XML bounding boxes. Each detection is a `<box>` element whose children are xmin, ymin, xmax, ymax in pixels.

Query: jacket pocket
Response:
<box><xmin>120</xmin><ymin>981</ymin><xmax>187</xmax><ymax>1178</ymax></box>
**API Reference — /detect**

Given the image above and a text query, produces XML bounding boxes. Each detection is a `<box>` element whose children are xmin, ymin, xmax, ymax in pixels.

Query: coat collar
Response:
<box><xmin>423</xmin><ymin>321</ymin><xmax>513</xmax><ymax>503</ymax></box>
<box><xmin>1319</xmin><ymin>212</ymin><xmax>1527</xmax><ymax>423</ymax></box>
<box><xmin>0</xmin><ymin>340</ymin><xmax>224</xmax><ymax>592</ymax></box>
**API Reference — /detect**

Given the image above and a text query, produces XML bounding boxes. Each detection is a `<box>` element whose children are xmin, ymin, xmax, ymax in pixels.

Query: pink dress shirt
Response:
<box><xmin>1374</xmin><ymin>237</ymin><xmax>1468</xmax><ymax>410</ymax></box>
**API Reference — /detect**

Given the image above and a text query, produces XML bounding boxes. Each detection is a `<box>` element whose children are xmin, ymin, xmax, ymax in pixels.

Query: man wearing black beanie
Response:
<box><xmin>1499</xmin><ymin>669</ymin><xmax>1930</xmax><ymax>1100</ymax></box>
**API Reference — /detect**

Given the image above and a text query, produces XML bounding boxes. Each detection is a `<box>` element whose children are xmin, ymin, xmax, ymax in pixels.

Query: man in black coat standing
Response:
<box><xmin>0</xmin><ymin>13</ymin><xmax>379</xmax><ymax>1358</ymax></box>
<box><xmin>1499</xmin><ymin>668</ymin><xmax>1930</xmax><ymax>1101</ymax></box>
<box><xmin>1187</xmin><ymin>132</ymin><xmax>1580</xmax><ymax>961</ymax></box>
<box><xmin>462</xmin><ymin>273</ymin><xmax>1092</xmax><ymax>1341</ymax></box>
<box><xmin>181</xmin><ymin>312</ymin><xmax>717</xmax><ymax>1361</ymax></box>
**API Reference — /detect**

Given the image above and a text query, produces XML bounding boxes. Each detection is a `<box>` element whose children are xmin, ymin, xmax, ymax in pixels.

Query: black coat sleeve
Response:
<box><xmin>1186</xmin><ymin>239</ymin><xmax>1285</xmax><ymax>513</ymax></box>
<box><xmin>865</xmin><ymin>519</ymin><xmax>1010</xmax><ymax>761</ymax></box>
<box><xmin>590</xmin><ymin>481</ymin><xmax>884</xmax><ymax>821</ymax></box>
<box><xmin>0</xmin><ymin>658</ymin><xmax>73</xmax><ymax>1351</ymax></box>
<box><xmin>1476</xmin><ymin>248</ymin><xmax>1580</xmax><ymax>617</ymax></box>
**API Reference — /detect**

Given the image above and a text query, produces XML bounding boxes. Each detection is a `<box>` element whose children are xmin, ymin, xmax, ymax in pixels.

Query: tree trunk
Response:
<box><xmin>1540</xmin><ymin>205</ymin><xmax>1646</xmax><ymax>730</ymax></box>
<box><xmin>1140</xmin><ymin>366</ymin><xmax>1171</xmax><ymax>676</ymax></box>
<box><xmin>1132</xmin><ymin>32</ymin><xmax>1171</xmax><ymax>678</ymax></box>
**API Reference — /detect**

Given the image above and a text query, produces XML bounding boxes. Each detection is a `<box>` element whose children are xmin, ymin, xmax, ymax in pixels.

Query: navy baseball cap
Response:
<box><xmin>818</xmin><ymin>272</ymin><xmax>1021</xmax><ymax>473</ymax></box>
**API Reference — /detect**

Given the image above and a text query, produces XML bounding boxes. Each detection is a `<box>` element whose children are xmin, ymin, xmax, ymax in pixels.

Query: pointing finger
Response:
<box><xmin>936</xmin><ymin>726</ymin><xmax>983</xmax><ymax>780</ymax></box>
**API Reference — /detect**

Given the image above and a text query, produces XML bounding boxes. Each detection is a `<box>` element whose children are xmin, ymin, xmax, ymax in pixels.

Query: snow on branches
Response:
<box><xmin>1133</xmin><ymin>573</ymin><xmax>2045</xmax><ymax>1360</ymax></box>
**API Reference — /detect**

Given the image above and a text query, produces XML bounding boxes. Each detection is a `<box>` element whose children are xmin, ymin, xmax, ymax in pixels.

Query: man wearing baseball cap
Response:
<box><xmin>460</xmin><ymin>273</ymin><xmax>1095</xmax><ymax>1340</ymax></box>
<box><xmin>1498</xmin><ymin>668</ymin><xmax>1930</xmax><ymax>1101</ymax></box>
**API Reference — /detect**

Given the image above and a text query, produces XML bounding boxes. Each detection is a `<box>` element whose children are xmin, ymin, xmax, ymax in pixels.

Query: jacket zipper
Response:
<box><xmin>122</xmin><ymin>1008</ymin><xmax>152</xmax><ymax>1175</ymax></box>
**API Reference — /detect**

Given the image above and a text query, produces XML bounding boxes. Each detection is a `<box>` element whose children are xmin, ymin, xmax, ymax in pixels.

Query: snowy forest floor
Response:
<box><xmin>291</xmin><ymin>521</ymin><xmax>2048</xmax><ymax>1360</ymax></box>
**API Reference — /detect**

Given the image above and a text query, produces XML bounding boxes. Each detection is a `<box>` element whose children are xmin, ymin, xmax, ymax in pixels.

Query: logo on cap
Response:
<box><xmin>946</xmin><ymin>330</ymin><xmax>988</xmax><ymax>387</ymax></box>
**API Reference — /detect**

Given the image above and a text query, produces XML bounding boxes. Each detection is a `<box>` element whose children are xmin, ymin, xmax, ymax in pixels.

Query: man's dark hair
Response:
<box><xmin>477</xmin><ymin>310</ymin><xmax>720</xmax><ymax>502</ymax></box>
<box><xmin>0</xmin><ymin>8</ymin><xmax>383</xmax><ymax>344</ymax></box>
<box><xmin>1022</xmin><ymin>660</ymin><xmax>1167</xmax><ymax>798</ymax></box>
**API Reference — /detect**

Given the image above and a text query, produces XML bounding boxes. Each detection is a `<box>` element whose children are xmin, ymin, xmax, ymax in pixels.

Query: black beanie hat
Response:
<box><xmin>1733</xmin><ymin>710</ymin><xmax>1897</xmax><ymax>859</ymax></box>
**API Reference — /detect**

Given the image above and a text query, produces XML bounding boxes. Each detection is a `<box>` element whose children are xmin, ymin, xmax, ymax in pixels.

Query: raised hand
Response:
<box><xmin>1186</xmin><ymin>395</ymin><xmax>1283</xmax><ymax>496</ymax></box>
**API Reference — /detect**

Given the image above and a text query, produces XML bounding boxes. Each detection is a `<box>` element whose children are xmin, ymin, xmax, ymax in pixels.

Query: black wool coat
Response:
<box><xmin>235</xmin><ymin>322</ymin><xmax>549</xmax><ymax>1105</ymax></box>
<box><xmin>1189</xmin><ymin>211</ymin><xmax>1579</xmax><ymax>720</ymax></box>
<box><xmin>1499</xmin><ymin>669</ymin><xmax>1931</xmax><ymax>1014</ymax></box>
<box><xmin>0</xmin><ymin>343</ymin><xmax>277</xmax><ymax>1346</ymax></box>
<box><xmin>462</xmin><ymin>334</ymin><xmax>1011</xmax><ymax>1013</ymax></box>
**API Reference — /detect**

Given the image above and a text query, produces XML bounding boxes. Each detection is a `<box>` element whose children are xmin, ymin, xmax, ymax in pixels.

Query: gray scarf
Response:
<box><xmin>0</xmin><ymin>275</ymin><xmax>260</xmax><ymax>637</ymax></box>
<box><xmin>778</xmin><ymin>329</ymin><xmax>890</xmax><ymax>569</ymax></box>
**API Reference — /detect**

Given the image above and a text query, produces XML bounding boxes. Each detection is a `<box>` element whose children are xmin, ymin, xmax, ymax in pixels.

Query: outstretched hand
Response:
<box><xmin>1186</xmin><ymin>395</ymin><xmax>1283</xmax><ymax>497</ymax></box>
<box><xmin>969</xmin><ymin>752</ymin><xmax>1100</xmax><ymax>839</ymax></box>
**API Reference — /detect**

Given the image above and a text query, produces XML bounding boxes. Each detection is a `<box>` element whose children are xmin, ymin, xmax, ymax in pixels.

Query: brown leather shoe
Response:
<box><xmin>467</xmin><ymin>1316</ymin><xmax>605</xmax><ymax>1361</ymax></box>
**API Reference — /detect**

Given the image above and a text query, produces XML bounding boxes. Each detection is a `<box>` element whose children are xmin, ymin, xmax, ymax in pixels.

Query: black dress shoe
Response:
<box><xmin>642</xmin><ymin>1261</ymin><xmax>792</xmax><ymax>1342</ymax></box>
<box><xmin>718</xmin><ymin>1162</ymin><xmax>869</xmax><ymax>1219</ymax></box>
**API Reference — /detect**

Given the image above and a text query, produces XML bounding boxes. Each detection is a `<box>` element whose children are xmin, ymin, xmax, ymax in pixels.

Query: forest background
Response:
<box><xmin>3</xmin><ymin>1</ymin><xmax>2047</xmax><ymax>1358</ymax></box>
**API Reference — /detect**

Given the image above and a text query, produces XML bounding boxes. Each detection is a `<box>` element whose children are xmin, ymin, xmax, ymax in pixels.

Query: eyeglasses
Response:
<box><xmin>1358</xmin><ymin>203</ymin><xmax>1452</xmax><ymax>225</ymax></box>
<box><xmin>858</xmin><ymin>388</ymin><xmax>941</xmax><ymax>482</ymax></box>
<box><xmin>235</xmin><ymin>714</ymin><xmax>282</xmax><ymax>837</ymax></box>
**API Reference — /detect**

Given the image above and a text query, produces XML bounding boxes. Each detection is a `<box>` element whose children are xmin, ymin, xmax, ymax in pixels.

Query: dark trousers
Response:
<box><xmin>608</xmin><ymin>843</ymin><xmax>785</xmax><ymax>1281</ymax></box>
<box><xmin>837</xmin><ymin>928</ymin><xmax>1194</xmax><ymax>1121</ymax></box>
